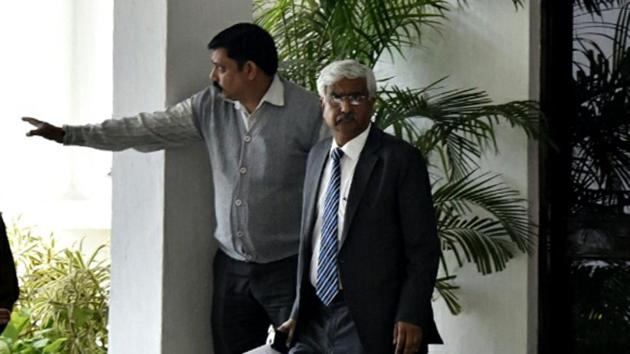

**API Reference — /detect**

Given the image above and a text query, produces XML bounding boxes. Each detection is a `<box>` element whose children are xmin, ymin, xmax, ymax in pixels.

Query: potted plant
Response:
<box><xmin>0</xmin><ymin>222</ymin><xmax>110</xmax><ymax>354</ymax></box>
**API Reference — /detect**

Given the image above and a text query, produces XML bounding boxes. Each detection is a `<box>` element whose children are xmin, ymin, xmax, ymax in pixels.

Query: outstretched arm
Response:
<box><xmin>21</xmin><ymin>97</ymin><xmax>202</xmax><ymax>152</ymax></box>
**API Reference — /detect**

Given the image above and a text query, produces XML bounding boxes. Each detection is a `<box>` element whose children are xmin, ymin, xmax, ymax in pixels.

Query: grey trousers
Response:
<box><xmin>290</xmin><ymin>286</ymin><xmax>430</xmax><ymax>354</ymax></box>
<box><xmin>290</xmin><ymin>289</ymin><xmax>366</xmax><ymax>354</ymax></box>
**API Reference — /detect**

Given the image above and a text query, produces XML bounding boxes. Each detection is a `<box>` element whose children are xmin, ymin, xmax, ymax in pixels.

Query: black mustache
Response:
<box><xmin>213</xmin><ymin>81</ymin><xmax>223</xmax><ymax>92</ymax></box>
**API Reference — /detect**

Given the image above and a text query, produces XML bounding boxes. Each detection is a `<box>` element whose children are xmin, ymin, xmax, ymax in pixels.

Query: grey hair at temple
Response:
<box><xmin>316</xmin><ymin>60</ymin><xmax>377</xmax><ymax>99</ymax></box>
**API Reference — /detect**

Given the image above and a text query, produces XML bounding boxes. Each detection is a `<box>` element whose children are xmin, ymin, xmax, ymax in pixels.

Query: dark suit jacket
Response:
<box><xmin>291</xmin><ymin>127</ymin><xmax>442</xmax><ymax>353</ymax></box>
<box><xmin>0</xmin><ymin>212</ymin><xmax>19</xmax><ymax>313</ymax></box>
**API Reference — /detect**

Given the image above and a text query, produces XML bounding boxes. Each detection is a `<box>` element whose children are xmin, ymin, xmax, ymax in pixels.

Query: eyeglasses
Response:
<box><xmin>327</xmin><ymin>93</ymin><xmax>369</xmax><ymax>106</ymax></box>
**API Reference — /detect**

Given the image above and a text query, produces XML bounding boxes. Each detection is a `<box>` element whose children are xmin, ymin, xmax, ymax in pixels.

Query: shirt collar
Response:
<box><xmin>233</xmin><ymin>74</ymin><xmax>285</xmax><ymax>114</ymax></box>
<box><xmin>263</xmin><ymin>74</ymin><xmax>285</xmax><ymax>107</ymax></box>
<box><xmin>330</xmin><ymin>123</ymin><xmax>372</xmax><ymax>162</ymax></box>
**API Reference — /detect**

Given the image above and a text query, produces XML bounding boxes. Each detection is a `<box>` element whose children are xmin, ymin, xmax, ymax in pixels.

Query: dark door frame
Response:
<box><xmin>538</xmin><ymin>1</ymin><xmax>575</xmax><ymax>353</ymax></box>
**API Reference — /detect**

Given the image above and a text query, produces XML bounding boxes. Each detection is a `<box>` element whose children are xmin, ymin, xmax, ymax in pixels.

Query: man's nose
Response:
<box><xmin>339</xmin><ymin>99</ymin><xmax>352</xmax><ymax>112</ymax></box>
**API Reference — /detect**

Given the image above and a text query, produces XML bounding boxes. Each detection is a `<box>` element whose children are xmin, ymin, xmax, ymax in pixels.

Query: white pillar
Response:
<box><xmin>109</xmin><ymin>1</ymin><xmax>251</xmax><ymax>353</ymax></box>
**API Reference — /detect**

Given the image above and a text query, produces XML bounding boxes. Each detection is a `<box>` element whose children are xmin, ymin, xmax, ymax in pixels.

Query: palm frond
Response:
<box><xmin>435</xmin><ymin>275</ymin><xmax>462</xmax><ymax>314</ymax></box>
<box><xmin>571</xmin><ymin>8</ymin><xmax>630</xmax><ymax>213</ymax></box>
<box><xmin>612</xmin><ymin>3</ymin><xmax>630</xmax><ymax>70</ymax></box>
<box><xmin>256</xmin><ymin>0</ymin><xmax>449</xmax><ymax>90</ymax></box>
<box><xmin>439</xmin><ymin>211</ymin><xmax>516</xmax><ymax>274</ymax></box>
<box><xmin>375</xmin><ymin>83</ymin><xmax>541</xmax><ymax>179</ymax></box>
<box><xmin>573</xmin><ymin>0</ymin><xmax>626</xmax><ymax>17</ymax></box>
<box><xmin>433</xmin><ymin>172</ymin><xmax>535</xmax><ymax>253</ymax></box>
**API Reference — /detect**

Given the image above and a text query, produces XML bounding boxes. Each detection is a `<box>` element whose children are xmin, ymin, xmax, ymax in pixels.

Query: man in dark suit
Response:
<box><xmin>0</xmin><ymin>213</ymin><xmax>20</xmax><ymax>334</ymax></box>
<box><xmin>279</xmin><ymin>60</ymin><xmax>442</xmax><ymax>354</ymax></box>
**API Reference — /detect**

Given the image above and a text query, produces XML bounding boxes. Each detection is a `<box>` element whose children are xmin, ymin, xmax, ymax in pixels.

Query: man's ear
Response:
<box><xmin>245</xmin><ymin>61</ymin><xmax>257</xmax><ymax>80</ymax></box>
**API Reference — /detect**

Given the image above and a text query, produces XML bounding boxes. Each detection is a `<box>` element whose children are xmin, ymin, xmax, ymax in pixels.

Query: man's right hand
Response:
<box><xmin>22</xmin><ymin>117</ymin><xmax>65</xmax><ymax>143</ymax></box>
<box><xmin>277</xmin><ymin>319</ymin><xmax>296</xmax><ymax>348</ymax></box>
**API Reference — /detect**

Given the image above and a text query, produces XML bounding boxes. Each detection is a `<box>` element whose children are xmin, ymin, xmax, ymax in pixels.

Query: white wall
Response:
<box><xmin>110</xmin><ymin>0</ymin><xmax>251</xmax><ymax>352</ymax></box>
<box><xmin>376</xmin><ymin>1</ymin><xmax>536</xmax><ymax>353</ymax></box>
<box><xmin>0</xmin><ymin>0</ymin><xmax>112</xmax><ymax>252</ymax></box>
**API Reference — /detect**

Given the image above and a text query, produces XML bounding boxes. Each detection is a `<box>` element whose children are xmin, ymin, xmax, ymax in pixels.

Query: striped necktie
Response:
<box><xmin>316</xmin><ymin>147</ymin><xmax>344</xmax><ymax>305</ymax></box>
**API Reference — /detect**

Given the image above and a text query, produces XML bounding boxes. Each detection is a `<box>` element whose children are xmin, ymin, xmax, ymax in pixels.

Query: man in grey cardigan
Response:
<box><xmin>22</xmin><ymin>23</ymin><xmax>324</xmax><ymax>354</ymax></box>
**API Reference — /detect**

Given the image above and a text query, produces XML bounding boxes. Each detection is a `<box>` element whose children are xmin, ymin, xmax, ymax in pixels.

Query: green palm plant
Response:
<box><xmin>568</xmin><ymin>2</ymin><xmax>630</xmax><ymax>351</ymax></box>
<box><xmin>571</xmin><ymin>2</ymin><xmax>630</xmax><ymax>215</ymax></box>
<box><xmin>0</xmin><ymin>223</ymin><xmax>110</xmax><ymax>354</ymax></box>
<box><xmin>256</xmin><ymin>0</ymin><xmax>540</xmax><ymax>314</ymax></box>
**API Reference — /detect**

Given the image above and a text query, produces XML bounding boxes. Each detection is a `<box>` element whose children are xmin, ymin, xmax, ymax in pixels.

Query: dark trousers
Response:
<box><xmin>212</xmin><ymin>250</ymin><xmax>297</xmax><ymax>354</ymax></box>
<box><xmin>290</xmin><ymin>285</ymin><xmax>429</xmax><ymax>354</ymax></box>
<box><xmin>290</xmin><ymin>286</ymin><xmax>365</xmax><ymax>354</ymax></box>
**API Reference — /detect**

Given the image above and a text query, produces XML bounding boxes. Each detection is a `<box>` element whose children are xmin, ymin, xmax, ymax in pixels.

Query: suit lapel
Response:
<box><xmin>302</xmin><ymin>141</ymin><xmax>330</xmax><ymax>252</ymax></box>
<box><xmin>340</xmin><ymin>127</ymin><xmax>383</xmax><ymax>245</ymax></box>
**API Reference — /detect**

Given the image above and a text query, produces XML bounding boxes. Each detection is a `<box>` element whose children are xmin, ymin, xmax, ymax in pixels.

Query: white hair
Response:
<box><xmin>316</xmin><ymin>59</ymin><xmax>377</xmax><ymax>98</ymax></box>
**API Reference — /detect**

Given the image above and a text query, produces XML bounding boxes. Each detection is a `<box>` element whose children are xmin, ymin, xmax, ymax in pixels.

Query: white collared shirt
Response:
<box><xmin>232</xmin><ymin>74</ymin><xmax>285</xmax><ymax>130</ymax></box>
<box><xmin>310</xmin><ymin>124</ymin><xmax>372</xmax><ymax>287</ymax></box>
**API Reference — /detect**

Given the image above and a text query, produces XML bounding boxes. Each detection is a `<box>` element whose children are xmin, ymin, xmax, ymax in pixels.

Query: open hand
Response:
<box><xmin>22</xmin><ymin>117</ymin><xmax>65</xmax><ymax>143</ymax></box>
